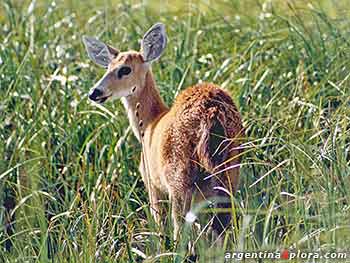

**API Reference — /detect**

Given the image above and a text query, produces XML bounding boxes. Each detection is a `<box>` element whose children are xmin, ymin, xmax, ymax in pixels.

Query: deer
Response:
<box><xmin>82</xmin><ymin>23</ymin><xmax>244</xmax><ymax>241</ymax></box>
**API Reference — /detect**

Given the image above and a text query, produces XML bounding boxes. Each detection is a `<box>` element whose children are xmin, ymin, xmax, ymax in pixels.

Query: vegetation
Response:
<box><xmin>1</xmin><ymin>0</ymin><xmax>350</xmax><ymax>262</ymax></box>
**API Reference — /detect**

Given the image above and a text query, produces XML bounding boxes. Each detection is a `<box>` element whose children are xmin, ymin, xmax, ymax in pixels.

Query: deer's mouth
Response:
<box><xmin>95</xmin><ymin>95</ymin><xmax>111</xmax><ymax>104</ymax></box>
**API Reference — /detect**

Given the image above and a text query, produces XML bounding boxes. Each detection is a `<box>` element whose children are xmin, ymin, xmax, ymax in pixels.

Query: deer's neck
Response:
<box><xmin>121</xmin><ymin>70</ymin><xmax>168</xmax><ymax>141</ymax></box>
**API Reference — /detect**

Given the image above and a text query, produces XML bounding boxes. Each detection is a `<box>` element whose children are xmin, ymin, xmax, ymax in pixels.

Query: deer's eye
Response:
<box><xmin>117</xmin><ymin>66</ymin><xmax>132</xmax><ymax>79</ymax></box>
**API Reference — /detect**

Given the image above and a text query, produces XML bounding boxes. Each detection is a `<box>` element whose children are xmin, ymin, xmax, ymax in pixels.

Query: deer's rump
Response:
<box><xmin>161</xmin><ymin>83</ymin><xmax>243</xmax><ymax>192</ymax></box>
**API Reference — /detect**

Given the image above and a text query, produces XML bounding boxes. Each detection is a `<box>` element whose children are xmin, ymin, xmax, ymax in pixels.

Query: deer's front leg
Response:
<box><xmin>148</xmin><ymin>186</ymin><xmax>162</xmax><ymax>225</ymax></box>
<box><xmin>139</xmin><ymin>154</ymin><xmax>162</xmax><ymax>225</ymax></box>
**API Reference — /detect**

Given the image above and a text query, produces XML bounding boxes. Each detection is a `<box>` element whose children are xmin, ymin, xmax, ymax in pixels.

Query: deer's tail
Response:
<box><xmin>196</xmin><ymin>101</ymin><xmax>243</xmax><ymax>234</ymax></box>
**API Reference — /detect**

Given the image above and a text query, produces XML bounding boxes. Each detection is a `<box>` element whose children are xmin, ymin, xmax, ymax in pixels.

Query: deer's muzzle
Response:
<box><xmin>89</xmin><ymin>88</ymin><xmax>103</xmax><ymax>101</ymax></box>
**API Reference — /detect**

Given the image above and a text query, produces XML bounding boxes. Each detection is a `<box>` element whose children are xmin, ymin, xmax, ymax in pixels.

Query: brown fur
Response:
<box><xmin>144</xmin><ymin>83</ymin><xmax>244</xmax><ymax>236</ymax></box>
<box><xmin>89</xmin><ymin>51</ymin><xmax>244</xmax><ymax>239</ymax></box>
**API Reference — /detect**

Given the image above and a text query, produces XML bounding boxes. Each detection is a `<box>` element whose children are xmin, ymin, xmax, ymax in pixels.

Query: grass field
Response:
<box><xmin>1</xmin><ymin>0</ymin><xmax>350</xmax><ymax>262</ymax></box>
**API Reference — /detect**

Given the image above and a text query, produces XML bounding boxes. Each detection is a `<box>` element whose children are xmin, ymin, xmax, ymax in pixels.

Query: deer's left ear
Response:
<box><xmin>141</xmin><ymin>23</ymin><xmax>167</xmax><ymax>63</ymax></box>
<box><xmin>82</xmin><ymin>36</ymin><xmax>119</xmax><ymax>68</ymax></box>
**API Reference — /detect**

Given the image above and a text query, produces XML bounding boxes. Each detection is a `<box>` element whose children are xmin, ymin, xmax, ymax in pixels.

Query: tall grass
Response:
<box><xmin>1</xmin><ymin>0</ymin><xmax>350</xmax><ymax>262</ymax></box>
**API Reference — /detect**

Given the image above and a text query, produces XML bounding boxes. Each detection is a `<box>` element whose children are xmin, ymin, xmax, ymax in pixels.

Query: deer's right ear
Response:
<box><xmin>82</xmin><ymin>36</ymin><xmax>119</xmax><ymax>68</ymax></box>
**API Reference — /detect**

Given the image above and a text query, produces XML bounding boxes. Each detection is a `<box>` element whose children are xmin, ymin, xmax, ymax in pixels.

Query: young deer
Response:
<box><xmin>83</xmin><ymin>23</ymin><xmax>244</xmax><ymax>240</ymax></box>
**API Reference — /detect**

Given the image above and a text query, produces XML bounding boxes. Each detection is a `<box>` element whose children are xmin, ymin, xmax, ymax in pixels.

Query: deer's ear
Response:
<box><xmin>141</xmin><ymin>23</ymin><xmax>167</xmax><ymax>63</ymax></box>
<box><xmin>82</xmin><ymin>36</ymin><xmax>119</xmax><ymax>68</ymax></box>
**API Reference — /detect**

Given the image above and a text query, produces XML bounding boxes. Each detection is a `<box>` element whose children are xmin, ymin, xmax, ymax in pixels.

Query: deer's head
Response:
<box><xmin>83</xmin><ymin>23</ymin><xmax>167</xmax><ymax>104</ymax></box>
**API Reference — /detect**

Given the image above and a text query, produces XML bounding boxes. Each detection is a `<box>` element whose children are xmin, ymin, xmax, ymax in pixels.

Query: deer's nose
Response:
<box><xmin>89</xmin><ymin>89</ymin><xmax>103</xmax><ymax>101</ymax></box>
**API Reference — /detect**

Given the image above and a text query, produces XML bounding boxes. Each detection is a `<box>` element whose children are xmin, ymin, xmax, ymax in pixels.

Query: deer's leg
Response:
<box><xmin>169</xmin><ymin>187</ymin><xmax>192</xmax><ymax>241</ymax></box>
<box><xmin>212</xmin><ymin>161</ymin><xmax>240</xmax><ymax>237</ymax></box>
<box><xmin>140</xmin><ymin>155</ymin><xmax>162</xmax><ymax>225</ymax></box>
<box><xmin>149</xmin><ymin>186</ymin><xmax>162</xmax><ymax>225</ymax></box>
